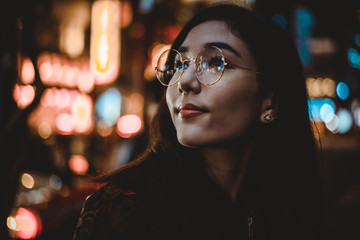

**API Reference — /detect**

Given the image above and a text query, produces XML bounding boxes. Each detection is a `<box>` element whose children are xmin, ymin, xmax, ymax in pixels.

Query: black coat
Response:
<box><xmin>73</xmin><ymin>153</ymin><xmax>322</xmax><ymax>240</ymax></box>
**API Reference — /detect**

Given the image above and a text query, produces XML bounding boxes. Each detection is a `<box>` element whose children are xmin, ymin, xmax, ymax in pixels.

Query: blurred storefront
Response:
<box><xmin>1</xmin><ymin>0</ymin><xmax>360</xmax><ymax>239</ymax></box>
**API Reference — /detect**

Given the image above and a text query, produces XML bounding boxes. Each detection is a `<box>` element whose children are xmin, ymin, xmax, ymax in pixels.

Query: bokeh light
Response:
<box><xmin>272</xmin><ymin>14</ymin><xmax>287</xmax><ymax>29</ymax></box>
<box><xmin>120</xmin><ymin>1</ymin><xmax>133</xmax><ymax>28</ymax></box>
<box><xmin>49</xmin><ymin>175</ymin><xmax>62</xmax><ymax>190</ymax></box>
<box><xmin>21</xmin><ymin>58</ymin><xmax>35</xmax><ymax>84</ymax></box>
<box><xmin>21</xmin><ymin>173</ymin><xmax>35</xmax><ymax>189</ymax></box>
<box><xmin>116</xmin><ymin>114</ymin><xmax>142</xmax><ymax>138</ymax></box>
<box><xmin>336</xmin><ymin>81</ymin><xmax>350</xmax><ymax>100</ymax></box>
<box><xmin>326</xmin><ymin>109</ymin><xmax>353</xmax><ymax>134</ymax></box>
<box><xmin>306</xmin><ymin>77</ymin><xmax>336</xmax><ymax>98</ymax></box>
<box><xmin>308</xmin><ymin>98</ymin><xmax>336</xmax><ymax>122</ymax></box>
<box><xmin>96</xmin><ymin>119</ymin><xmax>113</xmax><ymax>137</ymax></box>
<box><xmin>319</xmin><ymin>103</ymin><xmax>336</xmax><ymax>123</ymax></box>
<box><xmin>69</xmin><ymin>155</ymin><xmax>89</xmax><ymax>175</ymax></box>
<box><xmin>7</xmin><ymin>208</ymin><xmax>42</xmax><ymax>239</ymax></box>
<box><xmin>90</xmin><ymin>0</ymin><xmax>120</xmax><ymax>85</ymax></box>
<box><xmin>13</xmin><ymin>84</ymin><xmax>36</xmax><ymax>109</ymax></box>
<box><xmin>95</xmin><ymin>88</ymin><xmax>121</xmax><ymax>125</ymax></box>
<box><xmin>144</xmin><ymin>43</ymin><xmax>171</xmax><ymax>80</ymax></box>
<box><xmin>55</xmin><ymin>113</ymin><xmax>75</xmax><ymax>135</ymax></box>
<box><xmin>72</xmin><ymin>94</ymin><xmax>93</xmax><ymax>134</ymax></box>
<box><xmin>355</xmin><ymin>33</ymin><xmax>360</xmax><ymax>48</ymax></box>
<box><xmin>336</xmin><ymin>109</ymin><xmax>353</xmax><ymax>133</ymax></box>
<box><xmin>38</xmin><ymin>121</ymin><xmax>52</xmax><ymax>139</ymax></box>
<box><xmin>348</xmin><ymin>48</ymin><xmax>360</xmax><ymax>69</ymax></box>
<box><xmin>294</xmin><ymin>6</ymin><xmax>314</xmax><ymax>67</ymax></box>
<box><xmin>78</xmin><ymin>71</ymin><xmax>95</xmax><ymax>93</ymax></box>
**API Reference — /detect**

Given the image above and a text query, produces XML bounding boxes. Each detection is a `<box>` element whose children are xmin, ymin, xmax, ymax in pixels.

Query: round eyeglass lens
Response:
<box><xmin>195</xmin><ymin>46</ymin><xmax>225</xmax><ymax>85</ymax></box>
<box><xmin>156</xmin><ymin>49</ymin><xmax>183</xmax><ymax>86</ymax></box>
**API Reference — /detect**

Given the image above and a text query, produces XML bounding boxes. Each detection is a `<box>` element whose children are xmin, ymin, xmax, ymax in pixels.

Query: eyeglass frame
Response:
<box><xmin>154</xmin><ymin>46</ymin><xmax>261</xmax><ymax>87</ymax></box>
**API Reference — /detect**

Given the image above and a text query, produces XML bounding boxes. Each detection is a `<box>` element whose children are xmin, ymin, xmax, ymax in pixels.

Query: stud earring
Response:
<box><xmin>264</xmin><ymin>114</ymin><xmax>271</xmax><ymax>121</ymax></box>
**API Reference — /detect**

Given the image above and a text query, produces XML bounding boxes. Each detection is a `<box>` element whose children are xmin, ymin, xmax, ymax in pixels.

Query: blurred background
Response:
<box><xmin>1</xmin><ymin>0</ymin><xmax>360</xmax><ymax>239</ymax></box>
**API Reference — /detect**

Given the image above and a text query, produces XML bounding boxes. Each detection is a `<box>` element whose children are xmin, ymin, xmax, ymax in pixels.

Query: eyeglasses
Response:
<box><xmin>154</xmin><ymin>45</ymin><xmax>261</xmax><ymax>87</ymax></box>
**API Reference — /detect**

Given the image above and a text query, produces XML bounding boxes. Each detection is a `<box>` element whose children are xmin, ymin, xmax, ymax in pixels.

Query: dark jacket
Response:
<box><xmin>73</xmin><ymin>151</ymin><xmax>322</xmax><ymax>240</ymax></box>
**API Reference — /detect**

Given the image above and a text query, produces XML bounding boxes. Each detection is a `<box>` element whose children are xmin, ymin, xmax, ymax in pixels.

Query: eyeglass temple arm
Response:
<box><xmin>154</xmin><ymin>67</ymin><xmax>164</xmax><ymax>73</ymax></box>
<box><xmin>226</xmin><ymin>63</ymin><xmax>261</xmax><ymax>75</ymax></box>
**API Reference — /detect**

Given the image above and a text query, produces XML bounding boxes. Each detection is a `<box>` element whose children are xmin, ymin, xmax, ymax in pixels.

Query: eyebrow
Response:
<box><xmin>205</xmin><ymin>42</ymin><xmax>242</xmax><ymax>58</ymax></box>
<box><xmin>178</xmin><ymin>42</ymin><xmax>242</xmax><ymax>58</ymax></box>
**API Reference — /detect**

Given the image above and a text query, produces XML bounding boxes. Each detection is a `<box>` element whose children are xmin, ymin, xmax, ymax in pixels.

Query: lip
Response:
<box><xmin>176</xmin><ymin>103</ymin><xmax>208</xmax><ymax>119</ymax></box>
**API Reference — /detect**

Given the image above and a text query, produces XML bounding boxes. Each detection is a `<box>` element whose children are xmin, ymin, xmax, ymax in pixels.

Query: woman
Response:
<box><xmin>74</xmin><ymin>4</ymin><xmax>323</xmax><ymax>240</ymax></box>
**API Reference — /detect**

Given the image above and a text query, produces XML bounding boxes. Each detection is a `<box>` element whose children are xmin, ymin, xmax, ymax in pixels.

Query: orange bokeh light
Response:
<box><xmin>21</xmin><ymin>58</ymin><xmax>35</xmax><ymax>84</ymax></box>
<box><xmin>13</xmin><ymin>84</ymin><xmax>36</xmax><ymax>109</ymax></box>
<box><xmin>72</xmin><ymin>94</ymin><xmax>93</xmax><ymax>134</ymax></box>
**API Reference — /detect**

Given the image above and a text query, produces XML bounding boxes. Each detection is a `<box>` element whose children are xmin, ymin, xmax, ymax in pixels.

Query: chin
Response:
<box><xmin>177</xmin><ymin>134</ymin><xmax>202</xmax><ymax>148</ymax></box>
<box><xmin>177</xmin><ymin>134</ymin><xmax>219</xmax><ymax>148</ymax></box>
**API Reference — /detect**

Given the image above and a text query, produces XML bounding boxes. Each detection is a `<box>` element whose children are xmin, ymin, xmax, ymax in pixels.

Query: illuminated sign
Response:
<box><xmin>90</xmin><ymin>0</ymin><xmax>120</xmax><ymax>85</ymax></box>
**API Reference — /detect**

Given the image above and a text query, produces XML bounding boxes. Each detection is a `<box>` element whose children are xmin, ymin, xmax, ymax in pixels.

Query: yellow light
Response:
<box><xmin>96</xmin><ymin>119</ymin><xmax>113</xmax><ymax>137</ymax></box>
<box><xmin>60</xmin><ymin>21</ymin><xmax>85</xmax><ymax>57</ymax></box>
<box><xmin>59</xmin><ymin>1</ymin><xmax>90</xmax><ymax>58</ymax></box>
<box><xmin>38</xmin><ymin>122</ymin><xmax>52</xmax><ymax>139</ymax></box>
<box><xmin>306</xmin><ymin>77</ymin><xmax>336</xmax><ymax>98</ymax></box>
<box><xmin>21</xmin><ymin>173</ymin><xmax>35</xmax><ymax>189</ymax></box>
<box><xmin>90</xmin><ymin>0</ymin><xmax>120</xmax><ymax>85</ymax></box>
<box><xmin>71</xmin><ymin>94</ymin><xmax>93</xmax><ymax>134</ymax></box>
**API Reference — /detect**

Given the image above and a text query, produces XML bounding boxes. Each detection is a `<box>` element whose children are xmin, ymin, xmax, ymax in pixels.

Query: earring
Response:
<box><xmin>264</xmin><ymin>114</ymin><xmax>271</xmax><ymax>121</ymax></box>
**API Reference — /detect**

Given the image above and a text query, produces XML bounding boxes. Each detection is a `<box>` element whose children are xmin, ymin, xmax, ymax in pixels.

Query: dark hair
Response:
<box><xmin>100</xmin><ymin>3</ymin><xmax>323</xmax><ymax>236</ymax></box>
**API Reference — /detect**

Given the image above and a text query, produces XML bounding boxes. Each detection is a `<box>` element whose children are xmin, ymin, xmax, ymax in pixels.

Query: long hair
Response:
<box><xmin>99</xmin><ymin>4</ymin><xmax>323</xmax><ymax>236</ymax></box>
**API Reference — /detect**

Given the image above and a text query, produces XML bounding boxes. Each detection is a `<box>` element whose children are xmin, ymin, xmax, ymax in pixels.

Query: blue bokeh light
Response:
<box><xmin>336</xmin><ymin>82</ymin><xmax>350</xmax><ymax>100</ymax></box>
<box><xmin>337</xmin><ymin>109</ymin><xmax>353</xmax><ymax>133</ymax></box>
<box><xmin>294</xmin><ymin>7</ymin><xmax>314</xmax><ymax>67</ymax></box>
<box><xmin>308</xmin><ymin>98</ymin><xmax>336</xmax><ymax>122</ymax></box>
<box><xmin>95</xmin><ymin>88</ymin><xmax>122</xmax><ymax>125</ymax></box>
<box><xmin>347</xmin><ymin>48</ymin><xmax>360</xmax><ymax>69</ymax></box>
<box><xmin>272</xmin><ymin>14</ymin><xmax>287</xmax><ymax>29</ymax></box>
<box><xmin>140</xmin><ymin>0</ymin><xmax>154</xmax><ymax>14</ymax></box>
<box><xmin>319</xmin><ymin>103</ymin><xmax>335</xmax><ymax>123</ymax></box>
<box><xmin>354</xmin><ymin>33</ymin><xmax>360</xmax><ymax>48</ymax></box>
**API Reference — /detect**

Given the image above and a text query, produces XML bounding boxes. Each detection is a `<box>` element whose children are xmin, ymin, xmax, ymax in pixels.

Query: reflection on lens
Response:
<box><xmin>155</xmin><ymin>46</ymin><xmax>226</xmax><ymax>86</ymax></box>
<box><xmin>156</xmin><ymin>49</ymin><xmax>182</xmax><ymax>86</ymax></box>
<box><xmin>195</xmin><ymin>47</ymin><xmax>224</xmax><ymax>85</ymax></box>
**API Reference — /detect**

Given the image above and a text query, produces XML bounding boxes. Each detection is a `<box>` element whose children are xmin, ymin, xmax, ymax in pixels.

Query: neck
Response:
<box><xmin>201</xmin><ymin>137</ymin><xmax>255</xmax><ymax>202</ymax></box>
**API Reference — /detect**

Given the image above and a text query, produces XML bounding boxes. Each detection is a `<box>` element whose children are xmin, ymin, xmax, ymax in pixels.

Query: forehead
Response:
<box><xmin>181</xmin><ymin>20</ymin><xmax>247</xmax><ymax>53</ymax></box>
<box><xmin>181</xmin><ymin>20</ymin><xmax>255</xmax><ymax>64</ymax></box>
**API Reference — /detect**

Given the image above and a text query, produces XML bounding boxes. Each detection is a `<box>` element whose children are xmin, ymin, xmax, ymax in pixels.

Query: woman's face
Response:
<box><xmin>166</xmin><ymin>20</ymin><xmax>265</xmax><ymax>148</ymax></box>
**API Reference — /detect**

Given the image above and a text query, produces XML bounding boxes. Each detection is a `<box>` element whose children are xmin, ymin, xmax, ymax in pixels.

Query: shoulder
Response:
<box><xmin>74</xmin><ymin>183</ymin><xmax>152</xmax><ymax>240</ymax></box>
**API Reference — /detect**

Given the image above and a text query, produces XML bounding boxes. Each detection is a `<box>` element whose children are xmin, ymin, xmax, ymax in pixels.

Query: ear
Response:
<box><xmin>259</xmin><ymin>91</ymin><xmax>278</xmax><ymax>124</ymax></box>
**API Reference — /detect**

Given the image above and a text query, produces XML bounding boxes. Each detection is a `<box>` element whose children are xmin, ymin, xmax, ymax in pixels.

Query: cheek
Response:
<box><xmin>166</xmin><ymin>87</ymin><xmax>177</xmax><ymax>118</ymax></box>
<box><xmin>214</xmin><ymin>82</ymin><xmax>262</xmax><ymax>124</ymax></box>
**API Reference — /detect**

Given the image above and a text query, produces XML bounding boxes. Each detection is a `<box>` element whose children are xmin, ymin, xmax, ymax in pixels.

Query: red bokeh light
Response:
<box><xmin>116</xmin><ymin>114</ymin><xmax>142</xmax><ymax>138</ymax></box>
<box><xmin>9</xmin><ymin>208</ymin><xmax>42</xmax><ymax>239</ymax></box>
<box><xmin>55</xmin><ymin>113</ymin><xmax>75</xmax><ymax>135</ymax></box>
<box><xmin>69</xmin><ymin>155</ymin><xmax>89</xmax><ymax>175</ymax></box>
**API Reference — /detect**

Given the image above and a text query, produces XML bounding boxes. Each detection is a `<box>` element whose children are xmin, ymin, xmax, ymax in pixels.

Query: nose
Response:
<box><xmin>177</xmin><ymin>59</ymin><xmax>201</xmax><ymax>94</ymax></box>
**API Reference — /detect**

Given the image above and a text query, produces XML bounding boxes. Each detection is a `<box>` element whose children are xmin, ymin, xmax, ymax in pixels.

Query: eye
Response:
<box><xmin>208</xmin><ymin>56</ymin><xmax>224</xmax><ymax>68</ymax></box>
<box><xmin>174</xmin><ymin>60</ymin><xmax>183</xmax><ymax>71</ymax></box>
